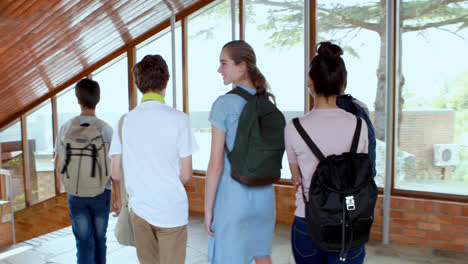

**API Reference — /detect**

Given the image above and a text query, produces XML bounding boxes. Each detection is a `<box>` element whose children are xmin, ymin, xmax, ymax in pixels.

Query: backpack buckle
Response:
<box><xmin>345</xmin><ymin>196</ymin><xmax>355</xmax><ymax>211</ymax></box>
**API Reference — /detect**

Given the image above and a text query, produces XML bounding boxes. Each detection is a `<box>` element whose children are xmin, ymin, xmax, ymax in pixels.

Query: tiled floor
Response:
<box><xmin>0</xmin><ymin>213</ymin><xmax>466</xmax><ymax>264</ymax></box>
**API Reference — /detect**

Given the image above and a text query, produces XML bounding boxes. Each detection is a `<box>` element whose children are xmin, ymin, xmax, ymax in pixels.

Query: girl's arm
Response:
<box><xmin>204</xmin><ymin>125</ymin><xmax>225</xmax><ymax>236</ymax></box>
<box><xmin>289</xmin><ymin>163</ymin><xmax>302</xmax><ymax>188</ymax></box>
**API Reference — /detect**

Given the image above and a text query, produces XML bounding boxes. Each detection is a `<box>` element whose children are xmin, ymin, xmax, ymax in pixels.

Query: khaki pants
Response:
<box><xmin>130</xmin><ymin>210</ymin><xmax>187</xmax><ymax>264</ymax></box>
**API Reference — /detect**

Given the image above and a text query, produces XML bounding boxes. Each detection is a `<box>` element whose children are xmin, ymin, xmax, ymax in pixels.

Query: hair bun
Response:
<box><xmin>316</xmin><ymin>42</ymin><xmax>343</xmax><ymax>60</ymax></box>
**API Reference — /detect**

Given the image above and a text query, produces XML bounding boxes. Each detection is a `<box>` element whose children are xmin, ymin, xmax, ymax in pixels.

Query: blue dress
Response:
<box><xmin>208</xmin><ymin>85</ymin><xmax>276</xmax><ymax>264</ymax></box>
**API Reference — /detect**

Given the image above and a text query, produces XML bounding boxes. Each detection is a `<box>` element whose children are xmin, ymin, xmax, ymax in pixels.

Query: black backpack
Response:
<box><xmin>225</xmin><ymin>86</ymin><xmax>286</xmax><ymax>186</ymax></box>
<box><xmin>292</xmin><ymin>116</ymin><xmax>377</xmax><ymax>261</ymax></box>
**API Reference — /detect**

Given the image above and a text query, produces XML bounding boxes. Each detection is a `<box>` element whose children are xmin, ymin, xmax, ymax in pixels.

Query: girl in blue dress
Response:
<box><xmin>204</xmin><ymin>40</ymin><xmax>276</xmax><ymax>264</ymax></box>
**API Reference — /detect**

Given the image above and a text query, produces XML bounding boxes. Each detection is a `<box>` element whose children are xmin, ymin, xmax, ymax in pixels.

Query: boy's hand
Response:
<box><xmin>111</xmin><ymin>198</ymin><xmax>122</xmax><ymax>217</ymax></box>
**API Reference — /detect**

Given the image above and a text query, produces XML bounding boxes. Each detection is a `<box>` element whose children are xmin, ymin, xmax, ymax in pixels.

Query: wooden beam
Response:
<box><xmin>309</xmin><ymin>0</ymin><xmax>316</xmax><ymax>111</ymax></box>
<box><xmin>127</xmin><ymin>47</ymin><xmax>137</xmax><ymax>110</ymax></box>
<box><xmin>0</xmin><ymin>143</ymin><xmax>4</xmax><ymax>200</ymax></box>
<box><xmin>239</xmin><ymin>0</ymin><xmax>244</xmax><ymax>40</ymax></box>
<box><xmin>20</xmin><ymin>116</ymin><xmax>31</xmax><ymax>208</ymax></box>
<box><xmin>102</xmin><ymin>0</ymin><xmax>133</xmax><ymax>44</ymax></box>
<box><xmin>51</xmin><ymin>96</ymin><xmax>60</xmax><ymax>196</ymax></box>
<box><xmin>182</xmin><ymin>18</ymin><xmax>188</xmax><ymax>114</ymax></box>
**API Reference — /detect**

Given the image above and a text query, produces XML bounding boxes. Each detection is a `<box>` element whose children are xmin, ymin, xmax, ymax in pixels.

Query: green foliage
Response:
<box><xmin>195</xmin><ymin>0</ymin><xmax>231</xmax><ymax>20</ymax></box>
<box><xmin>453</xmin><ymin>145</ymin><xmax>468</xmax><ymax>182</ymax></box>
<box><xmin>189</xmin><ymin>27</ymin><xmax>216</xmax><ymax>40</ymax></box>
<box><xmin>402</xmin><ymin>83</ymin><xmax>431</xmax><ymax>109</ymax></box>
<box><xmin>431</xmin><ymin>71</ymin><xmax>468</xmax><ymax>183</ymax></box>
<box><xmin>13</xmin><ymin>193</ymin><xmax>25</xmax><ymax>211</ymax></box>
<box><xmin>258</xmin><ymin>8</ymin><xmax>303</xmax><ymax>48</ymax></box>
<box><xmin>188</xmin><ymin>1</ymin><xmax>230</xmax><ymax>40</ymax></box>
<box><xmin>433</xmin><ymin>71</ymin><xmax>468</xmax><ymax>111</ymax></box>
<box><xmin>401</xmin><ymin>0</ymin><xmax>468</xmax><ymax>27</ymax></box>
<box><xmin>6</xmin><ymin>156</ymin><xmax>23</xmax><ymax>168</ymax></box>
<box><xmin>190</xmin><ymin>0</ymin><xmax>467</xmax><ymax>49</ymax></box>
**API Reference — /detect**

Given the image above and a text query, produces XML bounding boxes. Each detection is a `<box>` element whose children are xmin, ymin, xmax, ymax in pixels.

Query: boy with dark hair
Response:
<box><xmin>55</xmin><ymin>78</ymin><xmax>115</xmax><ymax>264</ymax></box>
<box><xmin>109</xmin><ymin>55</ymin><xmax>198</xmax><ymax>264</ymax></box>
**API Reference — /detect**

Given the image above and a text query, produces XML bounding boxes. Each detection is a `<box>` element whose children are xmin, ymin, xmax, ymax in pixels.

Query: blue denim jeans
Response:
<box><xmin>291</xmin><ymin>216</ymin><xmax>365</xmax><ymax>264</ymax></box>
<box><xmin>68</xmin><ymin>189</ymin><xmax>111</xmax><ymax>264</ymax></box>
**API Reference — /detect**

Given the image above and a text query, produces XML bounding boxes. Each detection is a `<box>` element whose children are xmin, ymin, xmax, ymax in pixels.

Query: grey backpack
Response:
<box><xmin>58</xmin><ymin>117</ymin><xmax>111</xmax><ymax>197</ymax></box>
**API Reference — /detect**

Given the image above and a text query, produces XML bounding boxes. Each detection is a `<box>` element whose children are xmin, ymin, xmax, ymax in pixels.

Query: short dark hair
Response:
<box><xmin>132</xmin><ymin>55</ymin><xmax>170</xmax><ymax>93</ymax></box>
<box><xmin>309</xmin><ymin>42</ymin><xmax>347</xmax><ymax>96</ymax></box>
<box><xmin>75</xmin><ymin>78</ymin><xmax>100</xmax><ymax>109</ymax></box>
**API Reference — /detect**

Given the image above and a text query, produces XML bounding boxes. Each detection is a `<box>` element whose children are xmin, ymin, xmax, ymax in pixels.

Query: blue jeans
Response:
<box><xmin>68</xmin><ymin>189</ymin><xmax>111</xmax><ymax>264</ymax></box>
<box><xmin>291</xmin><ymin>216</ymin><xmax>365</xmax><ymax>264</ymax></box>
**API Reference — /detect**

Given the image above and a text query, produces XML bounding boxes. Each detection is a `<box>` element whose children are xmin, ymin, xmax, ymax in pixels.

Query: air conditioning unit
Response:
<box><xmin>433</xmin><ymin>144</ymin><xmax>459</xmax><ymax>167</ymax></box>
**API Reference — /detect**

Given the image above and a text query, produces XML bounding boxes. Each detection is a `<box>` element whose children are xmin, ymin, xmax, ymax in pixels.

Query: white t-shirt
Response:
<box><xmin>109</xmin><ymin>101</ymin><xmax>198</xmax><ymax>228</ymax></box>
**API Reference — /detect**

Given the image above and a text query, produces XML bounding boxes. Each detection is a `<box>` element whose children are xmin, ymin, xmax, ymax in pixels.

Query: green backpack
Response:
<box><xmin>226</xmin><ymin>86</ymin><xmax>286</xmax><ymax>186</ymax></box>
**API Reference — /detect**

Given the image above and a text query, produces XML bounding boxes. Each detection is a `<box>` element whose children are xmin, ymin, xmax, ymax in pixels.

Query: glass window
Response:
<box><xmin>316</xmin><ymin>0</ymin><xmax>387</xmax><ymax>186</ymax></box>
<box><xmin>188</xmin><ymin>0</ymin><xmax>232</xmax><ymax>171</ymax></box>
<box><xmin>56</xmin><ymin>85</ymin><xmax>80</xmax><ymax>194</ymax></box>
<box><xmin>93</xmin><ymin>55</ymin><xmax>129</xmax><ymax>129</ymax></box>
<box><xmin>396</xmin><ymin>0</ymin><xmax>468</xmax><ymax>195</ymax></box>
<box><xmin>0</xmin><ymin>120</ymin><xmax>26</xmax><ymax>211</ymax></box>
<box><xmin>57</xmin><ymin>85</ymin><xmax>81</xmax><ymax>130</ymax></box>
<box><xmin>245</xmin><ymin>0</ymin><xmax>306</xmax><ymax>179</ymax></box>
<box><xmin>26</xmin><ymin>101</ymin><xmax>55</xmax><ymax>204</ymax></box>
<box><xmin>136</xmin><ymin>25</ymin><xmax>183</xmax><ymax>111</ymax></box>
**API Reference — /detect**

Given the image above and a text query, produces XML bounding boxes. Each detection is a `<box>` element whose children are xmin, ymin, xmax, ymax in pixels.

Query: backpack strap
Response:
<box><xmin>118</xmin><ymin>114</ymin><xmax>129</xmax><ymax>206</ymax></box>
<box><xmin>224</xmin><ymin>87</ymin><xmax>255</xmax><ymax>154</ymax></box>
<box><xmin>71</xmin><ymin>117</ymin><xmax>81</xmax><ymax>127</ymax></box>
<box><xmin>292</xmin><ymin>118</ymin><xmax>325</xmax><ymax>161</ymax></box>
<box><xmin>118</xmin><ymin>115</ymin><xmax>126</xmax><ymax>142</ymax></box>
<box><xmin>94</xmin><ymin>119</ymin><xmax>106</xmax><ymax>131</ymax></box>
<box><xmin>292</xmin><ymin>118</ymin><xmax>326</xmax><ymax>206</ymax></box>
<box><xmin>227</xmin><ymin>86</ymin><xmax>254</xmax><ymax>101</ymax></box>
<box><xmin>350</xmin><ymin>116</ymin><xmax>362</xmax><ymax>153</ymax></box>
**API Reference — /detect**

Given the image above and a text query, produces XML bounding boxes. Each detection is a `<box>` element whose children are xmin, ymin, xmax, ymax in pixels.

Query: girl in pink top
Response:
<box><xmin>284</xmin><ymin>42</ymin><xmax>368</xmax><ymax>264</ymax></box>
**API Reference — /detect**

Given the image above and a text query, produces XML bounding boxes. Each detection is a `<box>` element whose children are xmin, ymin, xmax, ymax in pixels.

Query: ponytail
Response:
<box><xmin>249</xmin><ymin>66</ymin><xmax>276</xmax><ymax>105</ymax></box>
<box><xmin>249</xmin><ymin>66</ymin><xmax>268</xmax><ymax>91</ymax></box>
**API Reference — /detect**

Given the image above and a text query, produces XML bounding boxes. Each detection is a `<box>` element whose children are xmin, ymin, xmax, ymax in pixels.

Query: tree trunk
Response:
<box><xmin>375</xmin><ymin>33</ymin><xmax>387</xmax><ymax>141</ymax></box>
<box><xmin>374</xmin><ymin>25</ymin><xmax>405</xmax><ymax>143</ymax></box>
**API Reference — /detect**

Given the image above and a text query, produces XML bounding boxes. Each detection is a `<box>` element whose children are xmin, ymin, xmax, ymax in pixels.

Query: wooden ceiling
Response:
<box><xmin>0</xmin><ymin>0</ymin><xmax>212</xmax><ymax>129</ymax></box>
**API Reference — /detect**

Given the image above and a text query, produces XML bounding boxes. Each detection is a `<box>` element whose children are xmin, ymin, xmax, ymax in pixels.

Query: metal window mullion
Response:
<box><xmin>383</xmin><ymin>0</ymin><xmax>397</xmax><ymax>245</ymax></box>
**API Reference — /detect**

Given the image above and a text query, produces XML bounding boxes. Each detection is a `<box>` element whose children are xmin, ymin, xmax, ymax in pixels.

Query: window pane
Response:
<box><xmin>57</xmin><ymin>86</ymin><xmax>81</xmax><ymax>130</ymax></box>
<box><xmin>0</xmin><ymin>120</ymin><xmax>26</xmax><ymax>211</ymax></box>
<box><xmin>245</xmin><ymin>0</ymin><xmax>305</xmax><ymax>179</ymax></box>
<box><xmin>316</xmin><ymin>0</ymin><xmax>387</xmax><ymax>187</ymax></box>
<box><xmin>93</xmin><ymin>55</ymin><xmax>129</xmax><ymax>128</ymax></box>
<box><xmin>136</xmin><ymin>25</ymin><xmax>183</xmax><ymax>111</ymax></box>
<box><xmin>396</xmin><ymin>1</ymin><xmax>468</xmax><ymax>195</ymax></box>
<box><xmin>188</xmin><ymin>0</ymin><xmax>232</xmax><ymax>171</ymax></box>
<box><xmin>56</xmin><ymin>86</ymin><xmax>80</xmax><ymax>193</ymax></box>
<box><xmin>26</xmin><ymin>101</ymin><xmax>55</xmax><ymax>204</ymax></box>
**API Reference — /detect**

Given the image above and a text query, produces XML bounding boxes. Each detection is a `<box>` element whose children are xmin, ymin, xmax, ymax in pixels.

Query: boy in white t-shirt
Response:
<box><xmin>109</xmin><ymin>55</ymin><xmax>198</xmax><ymax>264</ymax></box>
